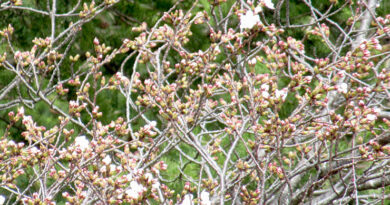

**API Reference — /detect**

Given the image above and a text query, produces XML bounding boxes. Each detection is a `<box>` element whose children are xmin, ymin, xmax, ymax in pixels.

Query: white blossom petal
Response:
<box><xmin>75</xmin><ymin>136</ymin><xmax>89</xmax><ymax>151</ymax></box>
<box><xmin>200</xmin><ymin>191</ymin><xmax>211</xmax><ymax>205</ymax></box>
<box><xmin>263</xmin><ymin>0</ymin><xmax>275</xmax><ymax>9</ymax></box>
<box><xmin>0</xmin><ymin>195</ymin><xmax>5</xmax><ymax>205</ymax></box>
<box><xmin>179</xmin><ymin>194</ymin><xmax>193</xmax><ymax>205</ymax></box>
<box><xmin>240</xmin><ymin>10</ymin><xmax>260</xmax><ymax>29</ymax></box>
<box><xmin>126</xmin><ymin>181</ymin><xmax>145</xmax><ymax>199</ymax></box>
<box><xmin>366</xmin><ymin>114</ymin><xmax>377</xmax><ymax>121</ymax></box>
<box><xmin>275</xmin><ymin>89</ymin><xmax>288</xmax><ymax>101</ymax></box>
<box><xmin>255</xmin><ymin>6</ymin><xmax>262</xmax><ymax>13</ymax></box>
<box><xmin>102</xmin><ymin>155</ymin><xmax>111</xmax><ymax>165</ymax></box>
<box><xmin>338</xmin><ymin>83</ymin><xmax>348</xmax><ymax>94</ymax></box>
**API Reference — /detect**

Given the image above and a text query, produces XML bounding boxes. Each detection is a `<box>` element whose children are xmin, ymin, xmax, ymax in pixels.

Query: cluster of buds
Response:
<box><xmin>286</xmin><ymin>37</ymin><xmax>305</xmax><ymax>54</ymax></box>
<box><xmin>0</xmin><ymin>52</ymin><xmax>6</xmax><ymax>66</ymax></box>
<box><xmin>47</xmin><ymin>50</ymin><xmax>63</xmax><ymax>65</ymax></box>
<box><xmin>56</xmin><ymin>84</ymin><xmax>69</xmax><ymax>96</ymax></box>
<box><xmin>92</xmin><ymin>106</ymin><xmax>103</xmax><ymax>118</ymax></box>
<box><xmin>104</xmin><ymin>0</ymin><xmax>118</xmax><ymax>5</ymax></box>
<box><xmin>0</xmin><ymin>24</ymin><xmax>14</xmax><ymax>38</ymax></box>
<box><xmin>79</xmin><ymin>1</ymin><xmax>96</xmax><ymax>18</ymax></box>
<box><xmin>236</xmin><ymin>159</ymin><xmax>250</xmax><ymax>171</ymax></box>
<box><xmin>8</xmin><ymin>107</ymin><xmax>25</xmax><ymax>123</ymax></box>
<box><xmin>113</xmin><ymin>72</ymin><xmax>130</xmax><ymax>87</ymax></box>
<box><xmin>240</xmin><ymin>186</ymin><xmax>261</xmax><ymax>205</ymax></box>
<box><xmin>309</xmin><ymin>23</ymin><xmax>330</xmax><ymax>37</ymax></box>
<box><xmin>14</xmin><ymin>50</ymin><xmax>34</xmax><ymax>67</ymax></box>
<box><xmin>21</xmin><ymin>115</ymin><xmax>47</xmax><ymax>144</ymax></box>
<box><xmin>68</xmin><ymin>76</ymin><xmax>81</xmax><ymax>86</ymax></box>
<box><xmin>132</xmin><ymin>22</ymin><xmax>148</xmax><ymax>33</ymax></box>
<box><xmin>135</xmin><ymin>121</ymin><xmax>157</xmax><ymax>139</ymax></box>
<box><xmin>268</xmin><ymin>162</ymin><xmax>284</xmax><ymax>179</ymax></box>
<box><xmin>163</xmin><ymin>9</ymin><xmax>186</xmax><ymax>26</ymax></box>
<box><xmin>22</xmin><ymin>193</ymin><xmax>55</xmax><ymax>205</ymax></box>
<box><xmin>109</xmin><ymin>117</ymin><xmax>130</xmax><ymax>137</ymax></box>
<box><xmin>32</xmin><ymin>37</ymin><xmax>51</xmax><ymax>48</ymax></box>
<box><xmin>68</xmin><ymin>101</ymin><xmax>87</xmax><ymax>117</ymax></box>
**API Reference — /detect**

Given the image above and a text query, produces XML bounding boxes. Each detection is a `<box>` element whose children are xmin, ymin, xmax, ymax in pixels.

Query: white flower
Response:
<box><xmin>110</xmin><ymin>164</ymin><xmax>121</xmax><ymax>172</ymax></box>
<box><xmin>275</xmin><ymin>89</ymin><xmax>288</xmax><ymax>101</ymax></box>
<box><xmin>102</xmin><ymin>155</ymin><xmax>111</xmax><ymax>165</ymax></box>
<box><xmin>74</xmin><ymin>135</ymin><xmax>89</xmax><ymax>151</ymax></box>
<box><xmin>29</xmin><ymin>147</ymin><xmax>40</xmax><ymax>155</ymax></box>
<box><xmin>126</xmin><ymin>181</ymin><xmax>145</xmax><ymax>199</ymax></box>
<box><xmin>200</xmin><ymin>191</ymin><xmax>211</xmax><ymax>205</ymax></box>
<box><xmin>18</xmin><ymin>107</ymin><xmax>24</xmax><ymax>115</ymax></box>
<box><xmin>126</xmin><ymin>189</ymin><xmax>139</xmax><ymax>199</ymax></box>
<box><xmin>152</xmin><ymin>181</ymin><xmax>161</xmax><ymax>189</ymax></box>
<box><xmin>261</xmin><ymin>84</ymin><xmax>270</xmax><ymax>98</ymax></box>
<box><xmin>254</xmin><ymin>6</ymin><xmax>262</xmax><ymax>13</ymax></box>
<box><xmin>0</xmin><ymin>195</ymin><xmax>5</xmax><ymax>205</ymax></box>
<box><xmin>248</xmin><ymin>57</ymin><xmax>257</xmax><ymax>66</ymax></box>
<box><xmin>262</xmin><ymin>0</ymin><xmax>275</xmax><ymax>10</ymax></box>
<box><xmin>180</xmin><ymin>194</ymin><xmax>193</xmax><ymax>205</ymax></box>
<box><xmin>144</xmin><ymin>173</ymin><xmax>154</xmax><ymax>181</ymax></box>
<box><xmin>240</xmin><ymin>10</ymin><xmax>260</xmax><ymax>29</ymax></box>
<box><xmin>261</xmin><ymin>84</ymin><xmax>269</xmax><ymax>91</ymax></box>
<box><xmin>374</xmin><ymin>107</ymin><xmax>381</xmax><ymax>114</ymax></box>
<box><xmin>337</xmin><ymin>83</ymin><xmax>348</xmax><ymax>94</ymax></box>
<box><xmin>366</xmin><ymin>114</ymin><xmax>377</xmax><ymax>121</ymax></box>
<box><xmin>262</xmin><ymin>91</ymin><xmax>270</xmax><ymax>98</ymax></box>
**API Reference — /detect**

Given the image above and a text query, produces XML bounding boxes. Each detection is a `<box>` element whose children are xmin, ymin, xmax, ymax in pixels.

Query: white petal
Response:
<box><xmin>240</xmin><ymin>10</ymin><xmax>261</xmax><ymax>29</ymax></box>
<box><xmin>102</xmin><ymin>155</ymin><xmax>111</xmax><ymax>165</ymax></box>
<box><xmin>75</xmin><ymin>136</ymin><xmax>89</xmax><ymax>151</ymax></box>
<box><xmin>263</xmin><ymin>0</ymin><xmax>275</xmax><ymax>9</ymax></box>
<box><xmin>0</xmin><ymin>195</ymin><xmax>5</xmax><ymax>205</ymax></box>
<box><xmin>200</xmin><ymin>191</ymin><xmax>211</xmax><ymax>205</ymax></box>
<box><xmin>180</xmin><ymin>194</ymin><xmax>193</xmax><ymax>205</ymax></box>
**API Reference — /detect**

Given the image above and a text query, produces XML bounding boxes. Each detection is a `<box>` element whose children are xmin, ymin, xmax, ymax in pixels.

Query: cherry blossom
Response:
<box><xmin>337</xmin><ymin>83</ymin><xmax>348</xmax><ymax>94</ymax></box>
<box><xmin>102</xmin><ymin>155</ymin><xmax>111</xmax><ymax>165</ymax></box>
<box><xmin>366</xmin><ymin>114</ymin><xmax>377</xmax><ymax>122</ymax></box>
<box><xmin>262</xmin><ymin>0</ymin><xmax>275</xmax><ymax>10</ymax></box>
<box><xmin>74</xmin><ymin>135</ymin><xmax>89</xmax><ymax>151</ymax></box>
<box><xmin>240</xmin><ymin>10</ymin><xmax>260</xmax><ymax>30</ymax></box>
<box><xmin>200</xmin><ymin>191</ymin><xmax>211</xmax><ymax>205</ymax></box>
<box><xmin>180</xmin><ymin>194</ymin><xmax>193</xmax><ymax>205</ymax></box>
<box><xmin>275</xmin><ymin>88</ymin><xmax>288</xmax><ymax>101</ymax></box>
<box><xmin>0</xmin><ymin>195</ymin><xmax>5</xmax><ymax>205</ymax></box>
<box><xmin>126</xmin><ymin>181</ymin><xmax>145</xmax><ymax>199</ymax></box>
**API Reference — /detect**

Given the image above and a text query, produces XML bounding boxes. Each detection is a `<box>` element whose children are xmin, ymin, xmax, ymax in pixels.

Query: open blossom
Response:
<box><xmin>275</xmin><ymin>88</ymin><xmax>288</xmax><ymax>101</ymax></box>
<box><xmin>255</xmin><ymin>6</ymin><xmax>263</xmax><ymax>13</ymax></box>
<box><xmin>179</xmin><ymin>194</ymin><xmax>193</xmax><ymax>205</ymax></box>
<box><xmin>337</xmin><ymin>83</ymin><xmax>348</xmax><ymax>94</ymax></box>
<box><xmin>126</xmin><ymin>181</ymin><xmax>145</xmax><ymax>199</ymax></box>
<box><xmin>262</xmin><ymin>0</ymin><xmax>275</xmax><ymax>10</ymax></box>
<box><xmin>0</xmin><ymin>195</ymin><xmax>5</xmax><ymax>205</ymax></box>
<box><xmin>200</xmin><ymin>191</ymin><xmax>211</xmax><ymax>205</ymax></box>
<box><xmin>74</xmin><ymin>135</ymin><xmax>89</xmax><ymax>150</ymax></box>
<box><xmin>102</xmin><ymin>155</ymin><xmax>111</xmax><ymax>165</ymax></box>
<box><xmin>366</xmin><ymin>114</ymin><xmax>377</xmax><ymax>121</ymax></box>
<box><xmin>240</xmin><ymin>10</ymin><xmax>260</xmax><ymax>29</ymax></box>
